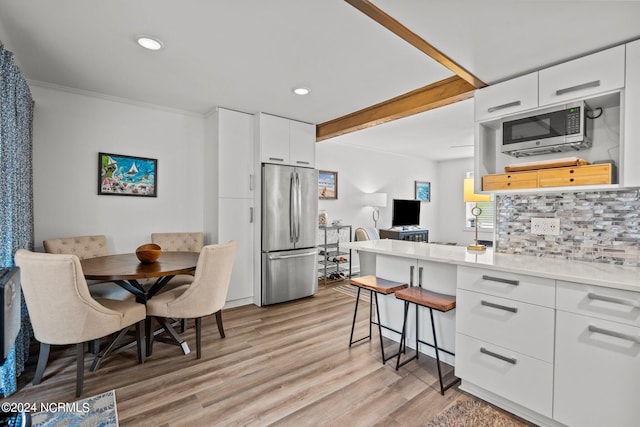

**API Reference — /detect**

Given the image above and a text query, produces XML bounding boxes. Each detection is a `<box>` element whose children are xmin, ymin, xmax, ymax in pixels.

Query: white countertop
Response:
<box><xmin>342</xmin><ymin>239</ymin><xmax>640</xmax><ymax>293</ymax></box>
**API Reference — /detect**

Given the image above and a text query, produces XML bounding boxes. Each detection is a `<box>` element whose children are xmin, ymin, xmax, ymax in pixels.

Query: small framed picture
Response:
<box><xmin>98</xmin><ymin>152</ymin><xmax>157</xmax><ymax>197</ymax></box>
<box><xmin>318</xmin><ymin>170</ymin><xmax>338</xmax><ymax>199</ymax></box>
<box><xmin>415</xmin><ymin>181</ymin><xmax>430</xmax><ymax>202</ymax></box>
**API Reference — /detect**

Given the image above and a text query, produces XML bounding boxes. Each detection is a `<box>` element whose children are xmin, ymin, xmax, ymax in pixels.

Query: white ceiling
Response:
<box><xmin>0</xmin><ymin>0</ymin><xmax>638</xmax><ymax>161</ymax></box>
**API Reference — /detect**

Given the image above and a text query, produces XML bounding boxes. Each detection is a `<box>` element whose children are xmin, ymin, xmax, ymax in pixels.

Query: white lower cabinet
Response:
<box><xmin>553</xmin><ymin>281</ymin><xmax>640</xmax><ymax>427</ymax></box>
<box><xmin>455</xmin><ymin>333</ymin><xmax>553</xmax><ymax>418</ymax></box>
<box><xmin>554</xmin><ymin>311</ymin><xmax>640</xmax><ymax>427</ymax></box>
<box><xmin>218</xmin><ymin>198</ymin><xmax>254</xmax><ymax>303</ymax></box>
<box><xmin>455</xmin><ymin>266</ymin><xmax>555</xmax><ymax>419</ymax></box>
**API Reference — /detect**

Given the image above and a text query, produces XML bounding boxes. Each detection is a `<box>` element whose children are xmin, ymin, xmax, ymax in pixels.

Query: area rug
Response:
<box><xmin>333</xmin><ymin>284</ymin><xmax>371</xmax><ymax>302</ymax></box>
<box><xmin>31</xmin><ymin>389</ymin><xmax>119</xmax><ymax>427</ymax></box>
<box><xmin>427</xmin><ymin>396</ymin><xmax>529</xmax><ymax>427</ymax></box>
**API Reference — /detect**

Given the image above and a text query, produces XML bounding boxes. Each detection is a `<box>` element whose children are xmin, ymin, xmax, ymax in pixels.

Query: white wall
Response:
<box><xmin>316</xmin><ymin>142</ymin><xmax>439</xmax><ymax>270</ymax></box>
<box><xmin>31</xmin><ymin>85</ymin><xmax>205</xmax><ymax>253</ymax></box>
<box><xmin>435</xmin><ymin>157</ymin><xmax>493</xmax><ymax>246</ymax></box>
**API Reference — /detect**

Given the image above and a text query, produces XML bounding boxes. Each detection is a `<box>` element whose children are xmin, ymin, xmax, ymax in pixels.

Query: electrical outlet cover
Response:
<box><xmin>531</xmin><ymin>217</ymin><xmax>560</xmax><ymax>236</ymax></box>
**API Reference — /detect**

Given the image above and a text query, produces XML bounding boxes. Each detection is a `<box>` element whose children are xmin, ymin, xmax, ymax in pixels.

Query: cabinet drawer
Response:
<box><xmin>537</xmin><ymin>164</ymin><xmax>612</xmax><ymax>187</ymax></box>
<box><xmin>455</xmin><ymin>333</ymin><xmax>553</xmax><ymax>418</ymax></box>
<box><xmin>456</xmin><ymin>290</ymin><xmax>554</xmax><ymax>362</ymax></box>
<box><xmin>475</xmin><ymin>72</ymin><xmax>538</xmax><ymax>122</ymax></box>
<box><xmin>457</xmin><ymin>266</ymin><xmax>555</xmax><ymax>307</ymax></box>
<box><xmin>554</xmin><ymin>311</ymin><xmax>640</xmax><ymax>427</ymax></box>
<box><xmin>539</xmin><ymin>45</ymin><xmax>625</xmax><ymax>106</ymax></box>
<box><xmin>482</xmin><ymin>171</ymin><xmax>537</xmax><ymax>191</ymax></box>
<box><xmin>557</xmin><ymin>280</ymin><xmax>640</xmax><ymax>327</ymax></box>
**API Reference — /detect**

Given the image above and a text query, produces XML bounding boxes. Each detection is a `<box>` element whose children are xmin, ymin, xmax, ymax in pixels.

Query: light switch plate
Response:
<box><xmin>531</xmin><ymin>217</ymin><xmax>560</xmax><ymax>236</ymax></box>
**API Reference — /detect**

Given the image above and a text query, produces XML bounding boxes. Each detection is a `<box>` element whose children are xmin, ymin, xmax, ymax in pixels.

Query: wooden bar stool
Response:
<box><xmin>349</xmin><ymin>275</ymin><xmax>408</xmax><ymax>364</ymax></box>
<box><xmin>394</xmin><ymin>286</ymin><xmax>460</xmax><ymax>395</ymax></box>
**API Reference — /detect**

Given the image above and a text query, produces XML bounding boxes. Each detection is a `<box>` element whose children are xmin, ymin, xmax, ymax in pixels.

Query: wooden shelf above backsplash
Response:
<box><xmin>483</xmin><ymin>163</ymin><xmax>613</xmax><ymax>191</ymax></box>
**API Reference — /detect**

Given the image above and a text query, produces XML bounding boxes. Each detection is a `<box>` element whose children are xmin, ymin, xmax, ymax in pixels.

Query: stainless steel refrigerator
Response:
<box><xmin>262</xmin><ymin>164</ymin><xmax>318</xmax><ymax>305</ymax></box>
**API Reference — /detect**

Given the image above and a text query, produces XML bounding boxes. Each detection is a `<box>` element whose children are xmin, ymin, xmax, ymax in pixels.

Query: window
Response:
<box><xmin>464</xmin><ymin>172</ymin><xmax>494</xmax><ymax>229</ymax></box>
<box><xmin>466</xmin><ymin>200</ymin><xmax>494</xmax><ymax>229</ymax></box>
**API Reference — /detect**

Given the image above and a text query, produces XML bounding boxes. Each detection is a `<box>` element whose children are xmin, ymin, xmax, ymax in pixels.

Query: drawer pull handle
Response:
<box><xmin>555</xmin><ymin>80</ymin><xmax>601</xmax><ymax>96</ymax></box>
<box><xmin>487</xmin><ymin>100</ymin><xmax>521</xmax><ymax>113</ymax></box>
<box><xmin>296</xmin><ymin>161</ymin><xmax>310</xmax><ymax>165</ymax></box>
<box><xmin>269</xmin><ymin>157</ymin><xmax>285</xmax><ymax>162</ymax></box>
<box><xmin>481</xmin><ymin>300</ymin><xmax>518</xmax><ymax>313</ymax></box>
<box><xmin>482</xmin><ymin>275</ymin><xmax>519</xmax><ymax>286</ymax></box>
<box><xmin>480</xmin><ymin>347</ymin><xmax>517</xmax><ymax>365</ymax></box>
<box><xmin>587</xmin><ymin>292</ymin><xmax>640</xmax><ymax>309</ymax></box>
<box><xmin>588</xmin><ymin>325</ymin><xmax>640</xmax><ymax>345</ymax></box>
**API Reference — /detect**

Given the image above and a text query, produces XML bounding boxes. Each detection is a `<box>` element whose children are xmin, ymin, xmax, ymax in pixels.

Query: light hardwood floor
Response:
<box><xmin>6</xmin><ymin>282</ymin><xmax>528</xmax><ymax>426</ymax></box>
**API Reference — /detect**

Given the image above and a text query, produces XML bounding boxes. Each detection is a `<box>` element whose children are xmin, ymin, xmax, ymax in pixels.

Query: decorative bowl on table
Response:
<box><xmin>136</xmin><ymin>243</ymin><xmax>162</xmax><ymax>263</ymax></box>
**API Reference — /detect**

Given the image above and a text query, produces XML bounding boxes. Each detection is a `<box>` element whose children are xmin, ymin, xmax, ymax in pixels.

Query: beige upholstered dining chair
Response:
<box><xmin>43</xmin><ymin>235</ymin><xmax>129</xmax><ymax>300</ymax></box>
<box><xmin>151</xmin><ymin>232</ymin><xmax>204</xmax><ymax>252</ymax></box>
<box><xmin>151</xmin><ymin>232</ymin><xmax>204</xmax><ymax>287</ymax></box>
<box><xmin>149</xmin><ymin>232</ymin><xmax>205</xmax><ymax>332</ymax></box>
<box><xmin>15</xmin><ymin>249</ymin><xmax>146</xmax><ymax>397</ymax></box>
<box><xmin>145</xmin><ymin>241</ymin><xmax>238</xmax><ymax>359</ymax></box>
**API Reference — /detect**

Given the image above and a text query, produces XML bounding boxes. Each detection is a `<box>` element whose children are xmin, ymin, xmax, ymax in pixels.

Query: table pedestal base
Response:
<box><xmin>146</xmin><ymin>317</ymin><xmax>191</xmax><ymax>356</ymax></box>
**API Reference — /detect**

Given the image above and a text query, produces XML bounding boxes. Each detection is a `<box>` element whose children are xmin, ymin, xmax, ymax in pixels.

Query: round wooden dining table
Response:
<box><xmin>80</xmin><ymin>251</ymin><xmax>199</xmax><ymax>303</ymax></box>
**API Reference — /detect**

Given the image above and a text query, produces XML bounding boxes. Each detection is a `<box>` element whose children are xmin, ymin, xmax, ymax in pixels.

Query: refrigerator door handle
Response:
<box><xmin>295</xmin><ymin>172</ymin><xmax>302</xmax><ymax>242</ymax></box>
<box><xmin>268</xmin><ymin>250</ymin><xmax>318</xmax><ymax>260</ymax></box>
<box><xmin>289</xmin><ymin>172</ymin><xmax>295</xmax><ymax>243</ymax></box>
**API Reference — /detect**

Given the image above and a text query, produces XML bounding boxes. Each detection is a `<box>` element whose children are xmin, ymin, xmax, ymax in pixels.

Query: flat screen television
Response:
<box><xmin>392</xmin><ymin>199</ymin><xmax>420</xmax><ymax>227</ymax></box>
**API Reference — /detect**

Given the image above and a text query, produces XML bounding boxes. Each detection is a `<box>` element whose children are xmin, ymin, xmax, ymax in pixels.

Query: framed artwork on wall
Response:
<box><xmin>98</xmin><ymin>152</ymin><xmax>157</xmax><ymax>197</ymax></box>
<box><xmin>415</xmin><ymin>181</ymin><xmax>431</xmax><ymax>202</ymax></box>
<box><xmin>318</xmin><ymin>170</ymin><xmax>338</xmax><ymax>199</ymax></box>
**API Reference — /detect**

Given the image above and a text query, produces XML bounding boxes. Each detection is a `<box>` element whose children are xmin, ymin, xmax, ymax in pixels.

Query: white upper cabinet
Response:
<box><xmin>258</xmin><ymin>113</ymin><xmax>315</xmax><ymax>167</ymax></box>
<box><xmin>289</xmin><ymin>119</ymin><xmax>316</xmax><ymax>167</ymax></box>
<box><xmin>539</xmin><ymin>45</ymin><xmax>625</xmax><ymax>106</ymax></box>
<box><xmin>259</xmin><ymin>113</ymin><xmax>291</xmax><ymax>165</ymax></box>
<box><xmin>474</xmin><ymin>72</ymin><xmax>538</xmax><ymax>122</ymax></box>
<box><xmin>624</xmin><ymin>39</ymin><xmax>640</xmax><ymax>188</ymax></box>
<box><xmin>218</xmin><ymin>108</ymin><xmax>254</xmax><ymax>199</ymax></box>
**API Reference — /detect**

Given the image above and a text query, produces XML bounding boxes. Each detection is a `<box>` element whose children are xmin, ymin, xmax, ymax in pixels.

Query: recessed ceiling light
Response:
<box><xmin>293</xmin><ymin>87</ymin><xmax>310</xmax><ymax>96</ymax></box>
<box><xmin>136</xmin><ymin>36</ymin><xmax>164</xmax><ymax>51</ymax></box>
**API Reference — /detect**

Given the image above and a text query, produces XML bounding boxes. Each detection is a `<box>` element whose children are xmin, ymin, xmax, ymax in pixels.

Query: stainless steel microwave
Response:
<box><xmin>501</xmin><ymin>101</ymin><xmax>591</xmax><ymax>157</ymax></box>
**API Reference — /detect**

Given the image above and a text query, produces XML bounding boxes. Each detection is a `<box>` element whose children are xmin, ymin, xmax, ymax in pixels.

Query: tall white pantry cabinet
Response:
<box><xmin>204</xmin><ymin>107</ymin><xmax>255</xmax><ymax>307</ymax></box>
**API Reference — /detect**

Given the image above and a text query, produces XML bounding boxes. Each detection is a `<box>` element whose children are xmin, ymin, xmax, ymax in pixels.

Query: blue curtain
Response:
<box><xmin>0</xmin><ymin>45</ymin><xmax>34</xmax><ymax>397</ymax></box>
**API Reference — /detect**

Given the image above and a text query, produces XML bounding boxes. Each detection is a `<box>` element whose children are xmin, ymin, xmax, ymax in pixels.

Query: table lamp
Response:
<box><xmin>463</xmin><ymin>178</ymin><xmax>491</xmax><ymax>251</ymax></box>
<box><xmin>364</xmin><ymin>192</ymin><xmax>387</xmax><ymax>228</ymax></box>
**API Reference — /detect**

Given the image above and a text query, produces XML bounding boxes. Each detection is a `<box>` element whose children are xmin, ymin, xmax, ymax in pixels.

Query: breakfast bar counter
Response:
<box><xmin>341</xmin><ymin>239</ymin><xmax>640</xmax><ymax>293</ymax></box>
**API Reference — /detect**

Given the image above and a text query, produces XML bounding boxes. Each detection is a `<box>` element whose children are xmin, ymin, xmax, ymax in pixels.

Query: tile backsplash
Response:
<box><xmin>496</xmin><ymin>188</ymin><xmax>640</xmax><ymax>266</ymax></box>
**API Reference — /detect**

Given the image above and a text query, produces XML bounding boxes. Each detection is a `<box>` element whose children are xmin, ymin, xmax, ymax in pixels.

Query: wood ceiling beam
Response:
<box><xmin>316</xmin><ymin>76</ymin><xmax>475</xmax><ymax>142</ymax></box>
<box><xmin>345</xmin><ymin>0</ymin><xmax>487</xmax><ymax>89</ymax></box>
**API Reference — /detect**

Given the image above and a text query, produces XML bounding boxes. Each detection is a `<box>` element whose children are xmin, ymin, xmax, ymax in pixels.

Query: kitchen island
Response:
<box><xmin>342</xmin><ymin>239</ymin><xmax>640</xmax><ymax>427</ymax></box>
